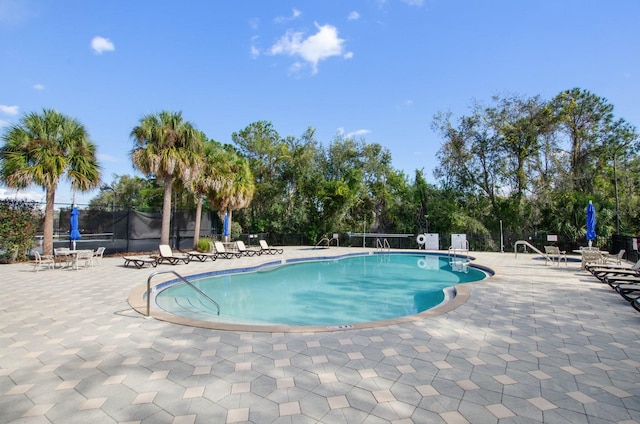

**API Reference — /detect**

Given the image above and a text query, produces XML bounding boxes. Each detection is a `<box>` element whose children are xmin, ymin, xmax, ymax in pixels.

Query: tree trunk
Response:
<box><xmin>43</xmin><ymin>186</ymin><xmax>56</xmax><ymax>256</ymax></box>
<box><xmin>193</xmin><ymin>196</ymin><xmax>203</xmax><ymax>249</ymax></box>
<box><xmin>161</xmin><ymin>176</ymin><xmax>173</xmax><ymax>246</ymax></box>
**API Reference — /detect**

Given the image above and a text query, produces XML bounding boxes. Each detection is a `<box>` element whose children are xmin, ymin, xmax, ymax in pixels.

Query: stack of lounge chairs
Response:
<box><xmin>585</xmin><ymin>254</ymin><xmax>640</xmax><ymax>312</ymax></box>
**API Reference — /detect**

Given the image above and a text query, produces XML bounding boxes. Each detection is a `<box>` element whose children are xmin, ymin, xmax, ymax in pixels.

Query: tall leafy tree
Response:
<box><xmin>551</xmin><ymin>88</ymin><xmax>614</xmax><ymax>193</ymax></box>
<box><xmin>88</xmin><ymin>174</ymin><xmax>162</xmax><ymax>211</ymax></box>
<box><xmin>232</xmin><ymin>121</ymin><xmax>289</xmax><ymax>233</ymax></box>
<box><xmin>130</xmin><ymin>111</ymin><xmax>203</xmax><ymax>245</ymax></box>
<box><xmin>208</xmin><ymin>146</ymin><xmax>255</xmax><ymax>239</ymax></box>
<box><xmin>485</xmin><ymin>95</ymin><xmax>553</xmax><ymax>202</ymax></box>
<box><xmin>433</xmin><ymin>110</ymin><xmax>504</xmax><ymax>221</ymax></box>
<box><xmin>598</xmin><ymin>118</ymin><xmax>639</xmax><ymax>233</ymax></box>
<box><xmin>0</xmin><ymin>109</ymin><xmax>101</xmax><ymax>255</ymax></box>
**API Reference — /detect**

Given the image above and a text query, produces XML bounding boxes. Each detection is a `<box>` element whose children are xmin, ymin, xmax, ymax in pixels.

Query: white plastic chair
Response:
<box><xmin>73</xmin><ymin>250</ymin><xmax>94</xmax><ymax>270</ymax></box>
<box><xmin>33</xmin><ymin>251</ymin><xmax>55</xmax><ymax>272</ymax></box>
<box><xmin>605</xmin><ymin>249</ymin><xmax>625</xmax><ymax>266</ymax></box>
<box><xmin>92</xmin><ymin>246</ymin><xmax>105</xmax><ymax>266</ymax></box>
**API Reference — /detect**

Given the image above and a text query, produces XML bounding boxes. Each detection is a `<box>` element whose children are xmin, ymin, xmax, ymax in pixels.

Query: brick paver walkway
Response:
<box><xmin>1</xmin><ymin>248</ymin><xmax>639</xmax><ymax>423</ymax></box>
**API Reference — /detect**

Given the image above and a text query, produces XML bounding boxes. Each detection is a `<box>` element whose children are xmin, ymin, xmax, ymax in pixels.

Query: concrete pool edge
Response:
<box><xmin>128</xmin><ymin>250</ymin><xmax>491</xmax><ymax>332</ymax></box>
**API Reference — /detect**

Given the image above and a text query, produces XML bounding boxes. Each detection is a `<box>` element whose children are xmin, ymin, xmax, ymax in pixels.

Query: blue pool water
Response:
<box><xmin>155</xmin><ymin>254</ymin><xmax>487</xmax><ymax>327</ymax></box>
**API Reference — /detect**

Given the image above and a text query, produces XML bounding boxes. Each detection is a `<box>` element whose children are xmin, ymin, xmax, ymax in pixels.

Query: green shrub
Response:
<box><xmin>197</xmin><ymin>237</ymin><xmax>213</xmax><ymax>252</ymax></box>
<box><xmin>0</xmin><ymin>199</ymin><xmax>41</xmax><ymax>263</ymax></box>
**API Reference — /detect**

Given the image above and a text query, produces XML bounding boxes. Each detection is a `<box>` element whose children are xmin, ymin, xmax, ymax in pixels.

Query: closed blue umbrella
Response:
<box><xmin>586</xmin><ymin>200</ymin><xmax>596</xmax><ymax>248</ymax></box>
<box><xmin>223</xmin><ymin>213</ymin><xmax>230</xmax><ymax>241</ymax></box>
<box><xmin>70</xmin><ymin>207</ymin><xmax>81</xmax><ymax>250</ymax></box>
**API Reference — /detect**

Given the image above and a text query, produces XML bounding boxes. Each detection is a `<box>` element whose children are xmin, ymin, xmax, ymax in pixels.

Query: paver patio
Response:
<box><xmin>1</xmin><ymin>247</ymin><xmax>639</xmax><ymax>423</ymax></box>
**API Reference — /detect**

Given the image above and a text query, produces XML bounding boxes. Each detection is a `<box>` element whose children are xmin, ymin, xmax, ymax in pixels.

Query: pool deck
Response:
<box><xmin>1</xmin><ymin>247</ymin><xmax>639</xmax><ymax>423</ymax></box>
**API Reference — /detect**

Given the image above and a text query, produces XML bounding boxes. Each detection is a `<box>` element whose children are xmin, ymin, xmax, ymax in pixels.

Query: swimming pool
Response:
<box><xmin>152</xmin><ymin>253</ymin><xmax>488</xmax><ymax>329</ymax></box>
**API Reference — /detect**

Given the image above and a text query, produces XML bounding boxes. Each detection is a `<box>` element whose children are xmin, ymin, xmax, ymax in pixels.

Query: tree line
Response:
<box><xmin>2</xmin><ymin>87</ymin><xmax>638</xmax><ymax>256</ymax></box>
<box><xmin>91</xmin><ymin>88</ymin><xmax>640</xmax><ymax>249</ymax></box>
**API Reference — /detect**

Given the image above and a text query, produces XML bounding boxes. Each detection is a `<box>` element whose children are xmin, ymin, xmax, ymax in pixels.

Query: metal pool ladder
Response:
<box><xmin>376</xmin><ymin>238</ymin><xmax>390</xmax><ymax>252</ymax></box>
<box><xmin>146</xmin><ymin>270</ymin><xmax>220</xmax><ymax>317</ymax></box>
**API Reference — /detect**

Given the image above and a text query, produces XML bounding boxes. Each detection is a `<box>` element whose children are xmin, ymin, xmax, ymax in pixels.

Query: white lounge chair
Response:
<box><xmin>156</xmin><ymin>244</ymin><xmax>190</xmax><ymax>265</ymax></box>
<box><xmin>259</xmin><ymin>240</ymin><xmax>283</xmax><ymax>255</ymax></box>
<box><xmin>589</xmin><ymin>258</ymin><xmax>640</xmax><ymax>282</ymax></box>
<box><xmin>236</xmin><ymin>241</ymin><xmax>261</xmax><ymax>256</ymax></box>
<box><xmin>187</xmin><ymin>248</ymin><xmax>217</xmax><ymax>262</ymax></box>
<box><xmin>213</xmin><ymin>241</ymin><xmax>240</xmax><ymax>259</ymax></box>
<box><xmin>123</xmin><ymin>256</ymin><xmax>158</xmax><ymax>268</ymax></box>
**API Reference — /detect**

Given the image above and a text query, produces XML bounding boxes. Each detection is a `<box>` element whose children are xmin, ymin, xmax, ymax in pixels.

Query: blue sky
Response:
<box><xmin>1</xmin><ymin>0</ymin><xmax>639</xmax><ymax>206</ymax></box>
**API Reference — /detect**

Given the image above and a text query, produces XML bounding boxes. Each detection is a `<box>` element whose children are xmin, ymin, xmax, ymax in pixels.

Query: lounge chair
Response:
<box><xmin>615</xmin><ymin>284</ymin><xmax>640</xmax><ymax>302</ymax></box>
<box><xmin>603</xmin><ymin>275</ymin><xmax>640</xmax><ymax>290</ymax></box>
<box><xmin>123</xmin><ymin>256</ymin><xmax>158</xmax><ymax>268</ymax></box>
<box><xmin>236</xmin><ymin>241</ymin><xmax>261</xmax><ymax>256</ymax></box>
<box><xmin>33</xmin><ymin>251</ymin><xmax>55</xmax><ymax>272</ymax></box>
<box><xmin>187</xmin><ymin>249</ymin><xmax>217</xmax><ymax>262</ymax></box>
<box><xmin>259</xmin><ymin>240</ymin><xmax>284</xmax><ymax>255</ymax></box>
<box><xmin>544</xmin><ymin>246</ymin><xmax>567</xmax><ymax>266</ymax></box>
<box><xmin>632</xmin><ymin>298</ymin><xmax>640</xmax><ymax>313</ymax></box>
<box><xmin>591</xmin><ymin>268</ymin><xmax>640</xmax><ymax>283</ymax></box>
<box><xmin>588</xmin><ymin>259</ymin><xmax>640</xmax><ymax>282</ymax></box>
<box><xmin>586</xmin><ymin>258</ymin><xmax>639</xmax><ymax>273</ymax></box>
<box><xmin>213</xmin><ymin>241</ymin><xmax>241</xmax><ymax>259</ymax></box>
<box><xmin>155</xmin><ymin>244</ymin><xmax>190</xmax><ymax>265</ymax></box>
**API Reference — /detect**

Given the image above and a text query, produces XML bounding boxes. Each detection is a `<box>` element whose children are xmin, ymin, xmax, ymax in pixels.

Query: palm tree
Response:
<box><xmin>209</xmin><ymin>147</ymin><xmax>255</xmax><ymax>240</ymax></box>
<box><xmin>0</xmin><ymin>109</ymin><xmax>101</xmax><ymax>255</ymax></box>
<box><xmin>130</xmin><ymin>111</ymin><xmax>203</xmax><ymax>245</ymax></box>
<box><xmin>186</xmin><ymin>137</ymin><xmax>227</xmax><ymax>249</ymax></box>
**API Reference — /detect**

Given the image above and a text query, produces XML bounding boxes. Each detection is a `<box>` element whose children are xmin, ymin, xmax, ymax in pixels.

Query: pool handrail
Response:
<box><xmin>146</xmin><ymin>270</ymin><xmax>220</xmax><ymax>317</ymax></box>
<box><xmin>376</xmin><ymin>238</ymin><xmax>390</xmax><ymax>252</ymax></box>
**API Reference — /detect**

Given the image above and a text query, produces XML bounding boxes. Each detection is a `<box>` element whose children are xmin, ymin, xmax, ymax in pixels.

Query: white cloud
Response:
<box><xmin>275</xmin><ymin>8</ymin><xmax>302</xmax><ymax>24</ymax></box>
<box><xmin>0</xmin><ymin>119</ymin><xmax>9</xmax><ymax>127</ymax></box>
<box><xmin>346</xmin><ymin>129</ymin><xmax>371</xmax><ymax>138</ymax></box>
<box><xmin>401</xmin><ymin>0</ymin><xmax>424</xmax><ymax>6</ymax></box>
<box><xmin>91</xmin><ymin>36</ymin><xmax>115</xmax><ymax>54</ymax></box>
<box><xmin>250</xmin><ymin>44</ymin><xmax>260</xmax><ymax>59</ymax></box>
<box><xmin>32</xmin><ymin>83</ymin><xmax>45</xmax><ymax>90</ymax></box>
<box><xmin>269</xmin><ymin>23</ymin><xmax>348</xmax><ymax>74</ymax></box>
<box><xmin>348</xmin><ymin>11</ymin><xmax>360</xmax><ymax>21</ymax></box>
<box><xmin>0</xmin><ymin>105</ymin><xmax>19</xmax><ymax>116</ymax></box>
<box><xmin>0</xmin><ymin>188</ymin><xmax>45</xmax><ymax>203</ymax></box>
<box><xmin>336</xmin><ymin>127</ymin><xmax>371</xmax><ymax>139</ymax></box>
<box><xmin>250</xmin><ymin>35</ymin><xmax>260</xmax><ymax>58</ymax></box>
